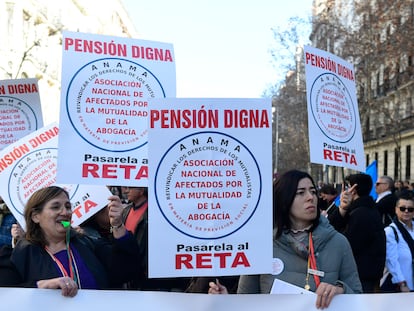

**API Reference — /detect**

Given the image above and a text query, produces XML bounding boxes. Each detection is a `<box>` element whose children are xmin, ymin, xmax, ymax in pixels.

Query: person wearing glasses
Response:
<box><xmin>383</xmin><ymin>193</ymin><xmax>414</xmax><ymax>292</ymax></box>
<box><xmin>375</xmin><ymin>176</ymin><xmax>398</xmax><ymax>227</ymax></box>
<box><xmin>329</xmin><ymin>173</ymin><xmax>386</xmax><ymax>293</ymax></box>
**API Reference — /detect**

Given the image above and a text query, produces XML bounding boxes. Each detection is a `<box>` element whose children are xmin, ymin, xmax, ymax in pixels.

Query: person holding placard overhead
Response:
<box><xmin>7</xmin><ymin>186</ymin><xmax>139</xmax><ymax>296</ymax></box>
<box><xmin>209</xmin><ymin>170</ymin><xmax>362</xmax><ymax>309</ymax></box>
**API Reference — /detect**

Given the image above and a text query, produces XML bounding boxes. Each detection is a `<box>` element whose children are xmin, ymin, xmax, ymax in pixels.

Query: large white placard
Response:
<box><xmin>148</xmin><ymin>98</ymin><xmax>272</xmax><ymax>277</ymax></box>
<box><xmin>0</xmin><ymin>123</ymin><xmax>112</xmax><ymax>229</ymax></box>
<box><xmin>1</xmin><ymin>288</ymin><xmax>413</xmax><ymax>311</ymax></box>
<box><xmin>57</xmin><ymin>31</ymin><xmax>176</xmax><ymax>186</ymax></box>
<box><xmin>304</xmin><ymin>45</ymin><xmax>365</xmax><ymax>172</ymax></box>
<box><xmin>0</xmin><ymin>78</ymin><xmax>43</xmax><ymax>150</ymax></box>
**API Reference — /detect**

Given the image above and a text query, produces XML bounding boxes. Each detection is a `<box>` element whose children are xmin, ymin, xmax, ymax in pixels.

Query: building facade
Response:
<box><xmin>310</xmin><ymin>0</ymin><xmax>414</xmax><ymax>183</ymax></box>
<box><xmin>0</xmin><ymin>0</ymin><xmax>137</xmax><ymax>125</ymax></box>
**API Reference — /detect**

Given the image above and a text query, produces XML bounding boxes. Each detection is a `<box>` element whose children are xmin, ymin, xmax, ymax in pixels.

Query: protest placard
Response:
<box><xmin>0</xmin><ymin>78</ymin><xmax>43</xmax><ymax>150</ymax></box>
<box><xmin>0</xmin><ymin>123</ymin><xmax>112</xmax><ymax>229</ymax></box>
<box><xmin>148</xmin><ymin>98</ymin><xmax>272</xmax><ymax>277</ymax></box>
<box><xmin>1</xmin><ymin>285</ymin><xmax>412</xmax><ymax>311</ymax></box>
<box><xmin>57</xmin><ymin>31</ymin><xmax>176</xmax><ymax>186</ymax></box>
<box><xmin>304</xmin><ymin>45</ymin><xmax>365</xmax><ymax>171</ymax></box>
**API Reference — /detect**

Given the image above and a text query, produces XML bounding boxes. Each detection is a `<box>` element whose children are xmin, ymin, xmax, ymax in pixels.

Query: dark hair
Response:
<box><xmin>396</xmin><ymin>189</ymin><xmax>414</xmax><ymax>200</ymax></box>
<box><xmin>273</xmin><ymin>170</ymin><xmax>320</xmax><ymax>238</ymax></box>
<box><xmin>24</xmin><ymin>186</ymin><xmax>70</xmax><ymax>246</ymax></box>
<box><xmin>345</xmin><ymin>173</ymin><xmax>372</xmax><ymax>197</ymax></box>
<box><xmin>319</xmin><ymin>184</ymin><xmax>338</xmax><ymax>196</ymax></box>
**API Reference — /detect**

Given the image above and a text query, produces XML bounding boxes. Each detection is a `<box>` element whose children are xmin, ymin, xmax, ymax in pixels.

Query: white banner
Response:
<box><xmin>0</xmin><ymin>78</ymin><xmax>43</xmax><ymax>150</ymax></box>
<box><xmin>0</xmin><ymin>288</ymin><xmax>412</xmax><ymax>311</ymax></box>
<box><xmin>57</xmin><ymin>31</ymin><xmax>176</xmax><ymax>186</ymax></box>
<box><xmin>304</xmin><ymin>45</ymin><xmax>365</xmax><ymax>172</ymax></box>
<box><xmin>148</xmin><ymin>98</ymin><xmax>273</xmax><ymax>277</ymax></box>
<box><xmin>0</xmin><ymin>123</ymin><xmax>112</xmax><ymax>229</ymax></box>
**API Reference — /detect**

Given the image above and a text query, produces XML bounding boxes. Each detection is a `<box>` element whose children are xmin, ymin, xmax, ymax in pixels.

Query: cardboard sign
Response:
<box><xmin>57</xmin><ymin>31</ymin><xmax>176</xmax><ymax>186</ymax></box>
<box><xmin>0</xmin><ymin>123</ymin><xmax>112</xmax><ymax>229</ymax></box>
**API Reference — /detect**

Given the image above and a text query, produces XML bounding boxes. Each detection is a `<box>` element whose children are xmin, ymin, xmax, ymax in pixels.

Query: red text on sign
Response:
<box><xmin>323</xmin><ymin>149</ymin><xmax>357</xmax><ymax>165</ymax></box>
<box><xmin>175</xmin><ymin>252</ymin><xmax>250</xmax><ymax>269</ymax></box>
<box><xmin>71</xmin><ymin>199</ymin><xmax>98</xmax><ymax>220</ymax></box>
<box><xmin>82</xmin><ymin>163</ymin><xmax>148</xmax><ymax>180</ymax></box>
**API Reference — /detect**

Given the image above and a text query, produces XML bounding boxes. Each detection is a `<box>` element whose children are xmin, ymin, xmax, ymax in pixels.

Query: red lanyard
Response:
<box><xmin>45</xmin><ymin>246</ymin><xmax>72</xmax><ymax>278</ymax></box>
<box><xmin>308</xmin><ymin>232</ymin><xmax>320</xmax><ymax>287</ymax></box>
<box><xmin>45</xmin><ymin>246</ymin><xmax>79</xmax><ymax>287</ymax></box>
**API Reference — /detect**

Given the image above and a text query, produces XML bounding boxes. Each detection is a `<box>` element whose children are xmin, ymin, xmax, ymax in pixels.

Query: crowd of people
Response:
<box><xmin>210</xmin><ymin>171</ymin><xmax>414</xmax><ymax>308</ymax></box>
<box><xmin>0</xmin><ymin>170</ymin><xmax>413</xmax><ymax>308</ymax></box>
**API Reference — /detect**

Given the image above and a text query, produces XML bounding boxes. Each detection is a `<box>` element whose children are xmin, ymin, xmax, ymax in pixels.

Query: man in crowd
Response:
<box><xmin>318</xmin><ymin>184</ymin><xmax>338</xmax><ymax>218</ymax></box>
<box><xmin>375</xmin><ymin>176</ymin><xmax>398</xmax><ymax>227</ymax></box>
<box><xmin>121</xmin><ymin>186</ymin><xmax>190</xmax><ymax>291</ymax></box>
<box><xmin>328</xmin><ymin>173</ymin><xmax>385</xmax><ymax>293</ymax></box>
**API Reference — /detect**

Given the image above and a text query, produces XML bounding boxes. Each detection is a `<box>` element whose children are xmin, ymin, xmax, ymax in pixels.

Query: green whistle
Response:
<box><xmin>61</xmin><ymin>221</ymin><xmax>70</xmax><ymax>228</ymax></box>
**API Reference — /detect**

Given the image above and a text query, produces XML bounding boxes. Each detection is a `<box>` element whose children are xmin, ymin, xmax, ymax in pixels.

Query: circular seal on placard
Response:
<box><xmin>0</xmin><ymin>96</ymin><xmax>39</xmax><ymax>146</ymax></box>
<box><xmin>66</xmin><ymin>57</ymin><xmax>165</xmax><ymax>152</ymax></box>
<box><xmin>309</xmin><ymin>72</ymin><xmax>356</xmax><ymax>143</ymax></box>
<box><xmin>7</xmin><ymin>148</ymin><xmax>78</xmax><ymax>216</ymax></box>
<box><xmin>272</xmin><ymin>257</ymin><xmax>284</xmax><ymax>275</ymax></box>
<box><xmin>154</xmin><ymin>131</ymin><xmax>262</xmax><ymax>240</ymax></box>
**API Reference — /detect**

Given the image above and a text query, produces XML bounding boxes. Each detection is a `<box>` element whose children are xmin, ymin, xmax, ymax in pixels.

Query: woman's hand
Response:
<box><xmin>315</xmin><ymin>282</ymin><xmax>344</xmax><ymax>309</ymax></box>
<box><xmin>208</xmin><ymin>279</ymin><xmax>228</xmax><ymax>294</ymax></box>
<box><xmin>37</xmin><ymin>276</ymin><xmax>78</xmax><ymax>297</ymax></box>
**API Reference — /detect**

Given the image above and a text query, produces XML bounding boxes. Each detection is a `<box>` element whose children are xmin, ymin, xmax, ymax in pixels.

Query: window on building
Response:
<box><xmin>387</xmin><ymin>24</ymin><xmax>392</xmax><ymax>38</ymax></box>
<box><xmin>375</xmin><ymin>152</ymin><xmax>378</xmax><ymax>163</ymax></box>
<box><xmin>406</xmin><ymin>145</ymin><xmax>411</xmax><ymax>180</ymax></box>
<box><xmin>384</xmin><ymin>150</ymin><xmax>388</xmax><ymax>176</ymax></box>
<box><xmin>394</xmin><ymin>148</ymin><xmax>399</xmax><ymax>179</ymax></box>
<box><xmin>406</xmin><ymin>97</ymin><xmax>412</xmax><ymax>115</ymax></box>
<box><xmin>366</xmin><ymin>154</ymin><xmax>369</xmax><ymax>167</ymax></box>
<box><xmin>379</xmin><ymin>65</ymin><xmax>384</xmax><ymax>85</ymax></box>
<box><xmin>412</xmin><ymin>3</ymin><xmax>414</xmax><ymax>24</ymax></box>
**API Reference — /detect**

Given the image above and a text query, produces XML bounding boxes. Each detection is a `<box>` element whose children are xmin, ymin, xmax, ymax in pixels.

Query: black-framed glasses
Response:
<box><xmin>399</xmin><ymin>206</ymin><xmax>414</xmax><ymax>213</ymax></box>
<box><xmin>375</xmin><ymin>182</ymin><xmax>386</xmax><ymax>186</ymax></box>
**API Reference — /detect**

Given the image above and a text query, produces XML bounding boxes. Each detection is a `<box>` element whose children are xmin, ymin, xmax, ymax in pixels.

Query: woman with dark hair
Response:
<box><xmin>210</xmin><ymin>170</ymin><xmax>361</xmax><ymax>309</ymax></box>
<box><xmin>7</xmin><ymin>186</ymin><xmax>139</xmax><ymax>297</ymax></box>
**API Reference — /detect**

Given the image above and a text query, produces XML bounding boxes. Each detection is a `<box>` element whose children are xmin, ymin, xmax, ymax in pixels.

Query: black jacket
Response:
<box><xmin>329</xmin><ymin>196</ymin><xmax>386</xmax><ymax>282</ymax></box>
<box><xmin>122</xmin><ymin>203</ymin><xmax>190</xmax><ymax>291</ymax></box>
<box><xmin>0</xmin><ymin>245</ymin><xmax>21</xmax><ymax>286</ymax></box>
<box><xmin>10</xmin><ymin>231</ymin><xmax>139</xmax><ymax>289</ymax></box>
<box><xmin>376</xmin><ymin>193</ymin><xmax>398</xmax><ymax>227</ymax></box>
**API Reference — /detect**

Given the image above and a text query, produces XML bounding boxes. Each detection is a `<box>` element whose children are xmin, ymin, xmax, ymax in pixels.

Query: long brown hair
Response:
<box><xmin>24</xmin><ymin>186</ymin><xmax>70</xmax><ymax>246</ymax></box>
